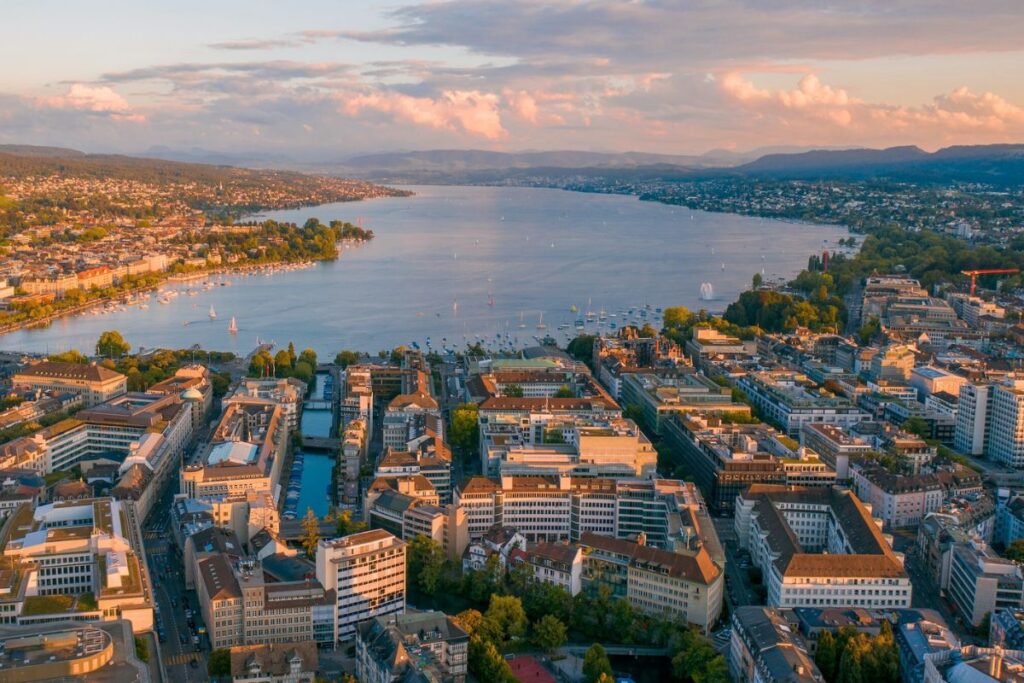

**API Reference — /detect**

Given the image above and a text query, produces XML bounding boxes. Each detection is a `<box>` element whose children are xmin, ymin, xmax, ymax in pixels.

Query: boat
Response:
<box><xmin>228</xmin><ymin>317</ymin><xmax>238</xmax><ymax>334</ymax></box>
<box><xmin>209</xmin><ymin>305</ymin><xmax>217</xmax><ymax>320</ymax></box>
<box><xmin>536</xmin><ymin>313</ymin><xmax>547</xmax><ymax>330</ymax></box>
<box><xmin>487</xmin><ymin>293</ymin><xmax>495</xmax><ymax>307</ymax></box>
<box><xmin>518</xmin><ymin>312</ymin><xmax>526</xmax><ymax>329</ymax></box>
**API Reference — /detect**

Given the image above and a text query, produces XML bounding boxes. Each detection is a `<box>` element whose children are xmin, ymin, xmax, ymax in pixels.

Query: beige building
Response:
<box><xmin>315</xmin><ymin>530</ymin><xmax>406</xmax><ymax>641</ymax></box>
<box><xmin>12</xmin><ymin>361</ymin><xmax>127</xmax><ymax>407</ymax></box>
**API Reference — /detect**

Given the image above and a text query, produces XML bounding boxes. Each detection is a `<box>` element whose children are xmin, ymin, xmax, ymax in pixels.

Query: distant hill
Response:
<box><xmin>0</xmin><ymin>144</ymin><xmax>86</xmax><ymax>158</ymax></box>
<box><xmin>739</xmin><ymin>146</ymin><xmax>929</xmax><ymax>172</ymax></box>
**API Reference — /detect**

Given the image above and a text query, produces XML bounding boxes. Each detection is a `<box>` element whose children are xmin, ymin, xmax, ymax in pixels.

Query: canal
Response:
<box><xmin>286</xmin><ymin>373</ymin><xmax>335</xmax><ymax>519</ymax></box>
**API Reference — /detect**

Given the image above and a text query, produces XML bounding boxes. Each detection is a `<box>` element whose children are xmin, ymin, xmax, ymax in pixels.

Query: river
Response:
<box><xmin>0</xmin><ymin>185</ymin><xmax>848</xmax><ymax>357</ymax></box>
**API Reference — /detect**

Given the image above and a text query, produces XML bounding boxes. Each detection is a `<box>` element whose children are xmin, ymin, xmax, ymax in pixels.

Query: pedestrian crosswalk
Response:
<box><xmin>164</xmin><ymin>653</ymin><xmax>200</xmax><ymax>666</ymax></box>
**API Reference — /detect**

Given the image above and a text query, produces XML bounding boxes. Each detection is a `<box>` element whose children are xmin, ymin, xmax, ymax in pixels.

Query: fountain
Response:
<box><xmin>699</xmin><ymin>282</ymin><xmax>714</xmax><ymax>301</ymax></box>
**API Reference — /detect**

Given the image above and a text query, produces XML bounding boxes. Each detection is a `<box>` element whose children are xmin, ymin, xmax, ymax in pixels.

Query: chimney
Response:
<box><xmin>636</xmin><ymin>531</ymin><xmax>647</xmax><ymax>547</ymax></box>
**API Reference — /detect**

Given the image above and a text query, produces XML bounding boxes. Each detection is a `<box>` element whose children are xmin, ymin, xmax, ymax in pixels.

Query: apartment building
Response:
<box><xmin>851</xmin><ymin>466</ymin><xmax>944</xmax><ymax>530</ymax></box>
<box><xmin>988</xmin><ymin>378</ymin><xmax>1024</xmax><ymax>468</ymax></box>
<box><xmin>728</xmin><ymin>607</ymin><xmax>821</xmax><ymax>683</ymax></box>
<box><xmin>799</xmin><ymin>423</ymin><xmax>873</xmax><ymax>481</ymax></box>
<box><xmin>483</xmin><ymin>416</ymin><xmax>656</xmax><ymax>479</ymax></box>
<box><xmin>364</xmin><ymin>478</ymin><xmax>467</xmax><ymax>563</ymax></box>
<box><xmin>948</xmin><ymin>540</ymin><xmax>1024</xmax><ymax>627</ymax></box>
<box><xmin>523</xmin><ymin>542</ymin><xmax>583</xmax><ymax>596</ymax></box>
<box><xmin>181</xmin><ymin>399</ymin><xmax>288</xmax><ymax>502</ymax></box>
<box><xmin>11</xmin><ymin>361</ymin><xmax>127</xmax><ymax>407</ymax></box>
<box><xmin>737</xmin><ymin>371</ymin><xmax>870</xmax><ymax>438</ymax></box>
<box><xmin>196</xmin><ymin>555</ymin><xmax>336</xmax><ymax>649</ymax></box>
<box><xmin>339</xmin><ymin>365</ymin><xmax>374</xmax><ymax>439</ymax></box>
<box><xmin>0</xmin><ymin>498</ymin><xmax>153</xmax><ymax>633</ymax></box>
<box><xmin>382</xmin><ymin>383</ymin><xmax>440</xmax><ymax>451</ymax></box>
<box><xmin>735</xmin><ymin>485</ymin><xmax>912</xmax><ymax>610</ymax></box>
<box><xmin>455</xmin><ymin>475</ymin><xmax>718</xmax><ymax>551</ymax></box>
<box><xmin>663</xmin><ymin>414</ymin><xmax>833</xmax><ymax>513</ymax></box>
<box><xmin>224</xmin><ymin>377</ymin><xmax>307</xmax><ymax>430</ymax></box>
<box><xmin>580</xmin><ymin>531</ymin><xmax>724</xmax><ymax>633</ymax></box>
<box><xmin>315</xmin><ymin>530</ymin><xmax>406</xmax><ymax>641</ymax></box>
<box><xmin>956</xmin><ymin>383</ymin><xmax>993</xmax><ymax>457</ymax></box>
<box><xmin>619</xmin><ymin>371</ymin><xmax>749</xmax><ymax>434</ymax></box>
<box><xmin>356</xmin><ymin>612</ymin><xmax>469</xmax><ymax>683</ymax></box>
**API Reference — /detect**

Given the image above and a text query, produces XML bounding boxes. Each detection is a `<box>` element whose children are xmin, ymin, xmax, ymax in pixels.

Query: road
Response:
<box><xmin>712</xmin><ymin>517</ymin><xmax>759</xmax><ymax>608</ymax></box>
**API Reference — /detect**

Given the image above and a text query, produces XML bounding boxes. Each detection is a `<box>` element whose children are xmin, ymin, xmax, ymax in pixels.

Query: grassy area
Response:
<box><xmin>23</xmin><ymin>594</ymin><xmax>74</xmax><ymax>615</ymax></box>
<box><xmin>78</xmin><ymin>592</ymin><xmax>98</xmax><ymax>611</ymax></box>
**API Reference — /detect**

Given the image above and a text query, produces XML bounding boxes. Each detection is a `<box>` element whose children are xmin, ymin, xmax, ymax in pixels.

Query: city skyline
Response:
<box><xmin>1</xmin><ymin>0</ymin><xmax>1023</xmax><ymax>159</ymax></box>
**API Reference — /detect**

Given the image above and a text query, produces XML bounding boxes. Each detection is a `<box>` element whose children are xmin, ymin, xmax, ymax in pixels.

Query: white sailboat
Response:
<box><xmin>228</xmin><ymin>317</ymin><xmax>238</xmax><ymax>334</ymax></box>
<box><xmin>536</xmin><ymin>312</ymin><xmax>547</xmax><ymax>330</ymax></box>
<box><xmin>209</xmin><ymin>305</ymin><xmax>217</xmax><ymax>320</ymax></box>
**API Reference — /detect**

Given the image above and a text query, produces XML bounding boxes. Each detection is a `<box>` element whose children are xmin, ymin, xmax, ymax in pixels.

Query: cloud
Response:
<box><xmin>208</xmin><ymin>38</ymin><xmax>302</xmax><ymax>51</ymax></box>
<box><xmin>35</xmin><ymin>84</ymin><xmax>145</xmax><ymax>122</ymax></box>
<box><xmin>338</xmin><ymin>89</ymin><xmax>506</xmax><ymax>139</ymax></box>
<box><xmin>720</xmin><ymin>72</ymin><xmax>1024</xmax><ymax>142</ymax></box>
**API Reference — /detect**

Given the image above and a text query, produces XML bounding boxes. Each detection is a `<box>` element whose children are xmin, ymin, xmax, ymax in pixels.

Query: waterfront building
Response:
<box><xmin>356</xmin><ymin>612</ymin><xmax>469</xmax><ymax>683</ymax></box>
<box><xmin>735</xmin><ymin>484</ymin><xmax>912</xmax><ymax>609</ymax></box>
<box><xmin>315</xmin><ymin>530</ymin><xmax>406</xmax><ymax>641</ymax></box>
<box><xmin>11</xmin><ymin>360</ymin><xmax>126</xmax><ymax>407</ymax></box>
<box><xmin>224</xmin><ymin>377</ymin><xmax>307</xmax><ymax>430</ymax></box>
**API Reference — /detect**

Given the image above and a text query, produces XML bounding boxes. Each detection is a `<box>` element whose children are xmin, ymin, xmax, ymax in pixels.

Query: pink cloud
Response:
<box><xmin>339</xmin><ymin>89</ymin><xmax>506</xmax><ymax>139</ymax></box>
<box><xmin>36</xmin><ymin>84</ymin><xmax>145</xmax><ymax>122</ymax></box>
<box><xmin>505</xmin><ymin>90</ymin><xmax>539</xmax><ymax>124</ymax></box>
<box><xmin>720</xmin><ymin>72</ymin><xmax>1024</xmax><ymax>141</ymax></box>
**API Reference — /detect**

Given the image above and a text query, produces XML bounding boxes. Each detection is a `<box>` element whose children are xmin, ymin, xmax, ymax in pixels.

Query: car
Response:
<box><xmin>190</xmin><ymin>659</ymin><xmax>199</xmax><ymax>669</ymax></box>
<box><xmin>170</xmin><ymin>598</ymin><xmax>177</xmax><ymax>608</ymax></box>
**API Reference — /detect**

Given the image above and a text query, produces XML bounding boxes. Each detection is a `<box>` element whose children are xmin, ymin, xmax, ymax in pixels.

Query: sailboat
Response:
<box><xmin>228</xmin><ymin>317</ymin><xmax>238</xmax><ymax>334</ymax></box>
<box><xmin>536</xmin><ymin>312</ymin><xmax>547</xmax><ymax>330</ymax></box>
<box><xmin>209</xmin><ymin>305</ymin><xmax>217</xmax><ymax>320</ymax></box>
<box><xmin>487</xmin><ymin>293</ymin><xmax>495</xmax><ymax>307</ymax></box>
<box><xmin>518</xmin><ymin>311</ymin><xmax>526</xmax><ymax>329</ymax></box>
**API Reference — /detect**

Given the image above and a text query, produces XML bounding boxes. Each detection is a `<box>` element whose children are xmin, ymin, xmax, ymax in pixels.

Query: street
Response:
<box><xmin>712</xmin><ymin>517</ymin><xmax>759</xmax><ymax>609</ymax></box>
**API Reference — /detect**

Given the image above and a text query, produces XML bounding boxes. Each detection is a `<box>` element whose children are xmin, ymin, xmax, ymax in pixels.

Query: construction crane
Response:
<box><xmin>961</xmin><ymin>268</ymin><xmax>1019</xmax><ymax>296</ymax></box>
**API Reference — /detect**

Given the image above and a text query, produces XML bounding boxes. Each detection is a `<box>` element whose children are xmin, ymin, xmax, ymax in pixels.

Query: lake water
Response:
<box><xmin>0</xmin><ymin>185</ymin><xmax>847</xmax><ymax>357</ymax></box>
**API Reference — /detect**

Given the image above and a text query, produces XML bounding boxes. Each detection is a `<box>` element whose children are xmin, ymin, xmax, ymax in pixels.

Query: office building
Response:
<box><xmin>11</xmin><ymin>361</ymin><xmax>126</xmax><ymax>407</ymax></box>
<box><xmin>619</xmin><ymin>371</ymin><xmax>749</xmax><ymax>434</ymax></box>
<box><xmin>956</xmin><ymin>383</ymin><xmax>993</xmax><ymax>457</ymax></box>
<box><xmin>737</xmin><ymin>371</ymin><xmax>869</xmax><ymax>438</ymax></box>
<box><xmin>989</xmin><ymin>378</ymin><xmax>1024</xmax><ymax>468</ymax></box>
<box><xmin>948</xmin><ymin>540</ymin><xmax>1024</xmax><ymax>627</ymax></box>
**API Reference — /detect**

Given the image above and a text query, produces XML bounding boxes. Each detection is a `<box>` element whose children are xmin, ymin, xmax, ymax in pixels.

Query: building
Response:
<box><xmin>11</xmin><ymin>361</ymin><xmax>127</xmax><ymax>407</ymax></box>
<box><xmin>735</xmin><ymin>485</ymin><xmax>912</xmax><ymax>610</ymax></box>
<box><xmin>800</xmin><ymin>423</ymin><xmax>872</xmax><ymax>482</ymax></box>
<box><xmin>989</xmin><ymin>378</ymin><xmax>1024</xmax><ymax>468</ymax></box>
<box><xmin>924</xmin><ymin>645</ymin><xmax>1024</xmax><ymax>683</ymax></box>
<box><xmin>523</xmin><ymin>542</ymin><xmax>583</xmax><ymax>596</ymax></box>
<box><xmin>181</xmin><ymin>399</ymin><xmax>288</xmax><ymax>503</ymax></box>
<box><xmin>619</xmin><ymin>371</ymin><xmax>750</xmax><ymax>434</ymax></box>
<box><xmin>728</xmin><ymin>607</ymin><xmax>821</xmax><ymax>683</ymax></box>
<box><xmin>0</xmin><ymin>498</ymin><xmax>153</xmax><ymax>633</ymax></box>
<box><xmin>356</xmin><ymin>611</ymin><xmax>469</xmax><ymax>683</ymax></box>
<box><xmin>228</xmin><ymin>641</ymin><xmax>318</xmax><ymax>683</ymax></box>
<box><xmin>224</xmin><ymin>378</ymin><xmax>307</xmax><ymax>430</ymax></box>
<box><xmin>955</xmin><ymin>383</ymin><xmax>993</xmax><ymax>457</ymax></box>
<box><xmin>382</xmin><ymin>382</ymin><xmax>440</xmax><ymax>451</ymax></box>
<box><xmin>462</xmin><ymin>525</ymin><xmax>525</xmax><ymax>572</ymax></box>
<box><xmin>664</xmin><ymin>414</ymin><xmax>833</xmax><ymax>513</ymax></box>
<box><xmin>990</xmin><ymin>608</ymin><xmax>1024</xmax><ymax>650</ymax></box>
<box><xmin>580</xmin><ymin>531</ymin><xmax>724</xmax><ymax>633</ymax></box>
<box><xmin>910</xmin><ymin>366</ymin><xmax>967</xmax><ymax>401</ymax></box>
<box><xmin>455</xmin><ymin>475</ymin><xmax>719</xmax><ymax>551</ymax></box>
<box><xmin>851</xmin><ymin>466</ymin><xmax>944</xmax><ymax>530</ymax></box>
<box><xmin>0</xmin><ymin>621</ymin><xmax>149</xmax><ymax>683</ymax></box>
<box><xmin>948</xmin><ymin>540</ymin><xmax>1024</xmax><ymax>627</ymax></box>
<box><xmin>737</xmin><ymin>371</ymin><xmax>869</xmax><ymax>438</ymax></box>
<box><xmin>315</xmin><ymin>530</ymin><xmax>406</xmax><ymax>641</ymax></box>
<box><xmin>195</xmin><ymin>555</ymin><xmax>336</xmax><ymax>649</ymax></box>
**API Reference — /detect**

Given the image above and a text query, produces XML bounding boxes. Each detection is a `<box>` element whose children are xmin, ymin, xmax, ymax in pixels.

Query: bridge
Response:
<box><xmin>301</xmin><ymin>436</ymin><xmax>340</xmax><ymax>452</ymax></box>
<box><xmin>561</xmin><ymin>645</ymin><xmax>670</xmax><ymax>657</ymax></box>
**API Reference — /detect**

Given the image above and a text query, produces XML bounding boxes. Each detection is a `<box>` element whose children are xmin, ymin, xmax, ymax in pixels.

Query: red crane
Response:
<box><xmin>961</xmin><ymin>268</ymin><xmax>1019</xmax><ymax>296</ymax></box>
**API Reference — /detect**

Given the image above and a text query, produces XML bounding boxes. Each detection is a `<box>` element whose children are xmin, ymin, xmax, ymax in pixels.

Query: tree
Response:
<box><xmin>836</xmin><ymin>639</ymin><xmax>864</xmax><ymax>683</ymax></box>
<box><xmin>407</xmin><ymin>535</ymin><xmax>446</xmax><ymax>595</ymax></box>
<box><xmin>484</xmin><ymin>594</ymin><xmax>528</xmax><ymax>646</ymax></box>
<box><xmin>134</xmin><ymin>636</ymin><xmax>149</xmax><ymax>663</ymax></box>
<box><xmin>504</xmin><ymin>383</ymin><xmax>524</xmax><ymax>397</ymax></box>
<box><xmin>274</xmin><ymin>349</ymin><xmax>292</xmax><ymax>377</ymax></box>
<box><xmin>293</xmin><ymin>361</ymin><xmax>314</xmax><ymax>383</ymax></box>
<box><xmin>1006</xmin><ymin>540</ymin><xmax>1024</xmax><ymax>562</ymax></box>
<box><xmin>453</xmin><ymin>609</ymin><xmax>484</xmax><ymax>636</ymax></box>
<box><xmin>96</xmin><ymin>330</ymin><xmax>130</xmax><ymax>358</ymax></box>
<box><xmin>450</xmin><ymin>403</ymin><xmax>480</xmax><ymax>453</ymax></box>
<box><xmin>334</xmin><ymin>509</ymin><xmax>367</xmax><ymax>537</ymax></box>
<box><xmin>299</xmin><ymin>508</ymin><xmax>319</xmax><ymax>558</ymax></box>
<box><xmin>554</xmin><ymin>384</ymin><xmax>574</xmax><ymax>398</ymax></box>
<box><xmin>531</xmin><ymin>614</ymin><xmax>567</xmax><ymax>652</ymax></box>
<box><xmin>334</xmin><ymin>350</ymin><xmax>359</xmax><ymax>368</ymax></box>
<box><xmin>208</xmin><ymin>648</ymin><xmax>231</xmax><ymax>676</ymax></box>
<box><xmin>902</xmin><ymin>416</ymin><xmax>931</xmax><ymax>439</ymax></box>
<box><xmin>582</xmin><ymin>643</ymin><xmax>614</xmax><ymax>683</ymax></box>
<box><xmin>815</xmin><ymin>629</ymin><xmax>838</xmax><ymax>682</ymax></box>
<box><xmin>752</xmin><ymin>272</ymin><xmax>764</xmax><ymax>289</ymax></box>
<box><xmin>298</xmin><ymin>348</ymin><xmax>318</xmax><ymax>368</ymax></box>
<box><xmin>49</xmin><ymin>349</ymin><xmax>88</xmax><ymax>364</ymax></box>
<box><xmin>567</xmin><ymin>334</ymin><xmax>596</xmax><ymax>363</ymax></box>
<box><xmin>662</xmin><ymin>306</ymin><xmax>693</xmax><ymax>330</ymax></box>
<box><xmin>468</xmin><ymin>635</ymin><xmax>517</xmax><ymax>683</ymax></box>
<box><xmin>287</xmin><ymin>341</ymin><xmax>297</xmax><ymax>365</ymax></box>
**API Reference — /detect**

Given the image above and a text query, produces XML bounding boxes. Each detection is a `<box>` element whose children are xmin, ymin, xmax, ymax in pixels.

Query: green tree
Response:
<box><xmin>752</xmin><ymin>272</ymin><xmax>763</xmax><ymax>289</ymax></box>
<box><xmin>208</xmin><ymin>648</ymin><xmax>231</xmax><ymax>676</ymax></box>
<box><xmin>96</xmin><ymin>330</ymin><xmax>130</xmax><ymax>358</ymax></box>
<box><xmin>134</xmin><ymin>636</ymin><xmax>149</xmax><ymax>663</ymax></box>
<box><xmin>567</xmin><ymin>334</ymin><xmax>597</xmax><ymax>363</ymax></box>
<box><xmin>298</xmin><ymin>348</ymin><xmax>318</xmax><ymax>368</ymax></box>
<box><xmin>815</xmin><ymin>629</ymin><xmax>838</xmax><ymax>682</ymax></box>
<box><xmin>287</xmin><ymin>341</ymin><xmax>297</xmax><ymax>365</ymax></box>
<box><xmin>274</xmin><ymin>349</ymin><xmax>292</xmax><ymax>377</ymax></box>
<box><xmin>837</xmin><ymin>639</ymin><xmax>864</xmax><ymax>683</ymax></box>
<box><xmin>49</xmin><ymin>349</ymin><xmax>88</xmax><ymax>364</ymax></box>
<box><xmin>450</xmin><ymin>403</ymin><xmax>480</xmax><ymax>453</ymax></box>
<box><xmin>504</xmin><ymin>383</ymin><xmax>524</xmax><ymax>397</ymax></box>
<box><xmin>484</xmin><ymin>594</ymin><xmax>528</xmax><ymax>646</ymax></box>
<box><xmin>902</xmin><ymin>416</ymin><xmax>931</xmax><ymax>439</ymax></box>
<box><xmin>663</xmin><ymin>306</ymin><xmax>693</xmax><ymax>330</ymax></box>
<box><xmin>299</xmin><ymin>508</ymin><xmax>319</xmax><ymax>558</ymax></box>
<box><xmin>334</xmin><ymin>350</ymin><xmax>359</xmax><ymax>368</ymax></box>
<box><xmin>407</xmin><ymin>535</ymin><xmax>446</xmax><ymax>595</ymax></box>
<box><xmin>531</xmin><ymin>614</ymin><xmax>567</xmax><ymax>653</ymax></box>
<box><xmin>293</xmin><ymin>361</ymin><xmax>314</xmax><ymax>383</ymax></box>
<box><xmin>583</xmin><ymin>643</ymin><xmax>614</xmax><ymax>683</ymax></box>
<box><xmin>1006</xmin><ymin>540</ymin><xmax>1024</xmax><ymax>562</ymax></box>
<box><xmin>453</xmin><ymin>609</ymin><xmax>484</xmax><ymax>636</ymax></box>
<box><xmin>334</xmin><ymin>509</ymin><xmax>367</xmax><ymax>537</ymax></box>
<box><xmin>468</xmin><ymin>635</ymin><xmax>517</xmax><ymax>683</ymax></box>
<box><xmin>554</xmin><ymin>384</ymin><xmax>574</xmax><ymax>398</ymax></box>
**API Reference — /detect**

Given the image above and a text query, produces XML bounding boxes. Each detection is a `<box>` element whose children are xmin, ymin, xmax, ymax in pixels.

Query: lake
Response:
<box><xmin>0</xmin><ymin>185</ymin><xmax>847</xmax><ymax>357</ymax></box>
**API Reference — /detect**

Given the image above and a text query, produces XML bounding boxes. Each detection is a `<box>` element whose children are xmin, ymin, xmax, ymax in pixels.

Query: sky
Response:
<box><xmin>1</xmin><ymin>0</ymin><xmax>1023</xmax><ymax>159</ymax></box>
